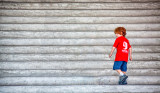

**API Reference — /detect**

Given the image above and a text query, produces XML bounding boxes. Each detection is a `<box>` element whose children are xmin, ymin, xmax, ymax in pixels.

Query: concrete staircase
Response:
<box><xmin>0</xmin><ymin>0</ymin><xmax>160</xmax><ymax>92</ymax></box>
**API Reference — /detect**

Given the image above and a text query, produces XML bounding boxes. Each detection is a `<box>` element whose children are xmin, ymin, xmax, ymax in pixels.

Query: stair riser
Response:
<box><xmin>0</xmin><ymin>76</ymin><xmax>160</xmax><ymax>85</ymax></box>
<box><xmin>0</xmin><ymin>69</ymin><xmax>159</xmax><ymax>76</ymax></box>
<box><xmin>1</xmin><ymin>10</ymin><xmax>160</xmax><ymax>17</ymax></box>
<box><xmin>0</xmin><ymin>46</ymin><xmax>160</xmax><ymax>53</ymax></box>
<box><xmin>0</xmin><ymin>61</ymin><xmax>159</xmax><ymax>69</ymax></box>
<box><xmin>0</xmin><ymin>31</ymin><xmax>160</xmax><ymax>38</ymax></box>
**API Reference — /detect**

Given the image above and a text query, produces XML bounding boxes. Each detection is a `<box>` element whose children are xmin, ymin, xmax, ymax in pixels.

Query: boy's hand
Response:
<box><xmin>129</xmin><ymin>56</ymin><xmax>132</xmax><ymax>61</ymax></box>
<box><xmin>109</xmin><ymin>47</ymin><xmax>115</xmax><ymax>58</ymax></box>
<box><xmin>109</xmin><ymin>54</ymin><xmax>112</xmax><ymax>58</ymax></box>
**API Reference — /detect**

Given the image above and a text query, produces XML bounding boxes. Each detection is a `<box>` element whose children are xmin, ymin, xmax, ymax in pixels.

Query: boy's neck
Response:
<box><xmin>118</xmin><ymin>35</ymin><xmax>123</xmax><ymax>38</ymax></box>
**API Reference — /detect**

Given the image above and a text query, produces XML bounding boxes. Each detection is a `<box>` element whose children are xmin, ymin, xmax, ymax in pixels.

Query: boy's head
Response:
<box><xmin>114</xmin><ymin>27</ymin><xmax>126</xmax><ymax>37</ymax></box>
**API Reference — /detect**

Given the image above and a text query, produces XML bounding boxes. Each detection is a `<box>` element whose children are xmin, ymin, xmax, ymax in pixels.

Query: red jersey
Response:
<box><xmin>113</xmin><ymin>36</ymin><xmax>131</xmax><ymax>62</ymax></box>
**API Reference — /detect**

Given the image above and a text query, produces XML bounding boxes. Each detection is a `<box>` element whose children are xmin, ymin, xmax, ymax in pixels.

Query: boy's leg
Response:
<box><xmin>116</xmin><ymin>69</ymin><xmax>124</xmax><ymax>76</ymax></box>
<box><xmin>113</xmin><ymin>61</ymin><xmax>128</xmax><ymax>84</ymax></box>
<box><xmin>116</xmin><ymin>70</ymin><xmax>127</xmax><ymax>85</ymax></box>
<box><xmin>116</xmin><ymin>69</ymin><xmax>126</xmax><ymax>85</ymax></box>
<box><xmin>113</xmin><ymin>61</ymin><xmax>124</xmax><ymax>75</ymax></box>
<box><xmin>121</xmin><ymin>71</ymin><xmax>127</xmax><ymax>84</ymax></box>
<box><xmin>122</xmin><ymin>71</ymin><xmax>126</xmax><ymax>74</ymax></box>
<box><xmin>120</xmin><ymin>61</ymin><xmax>128</xmax><ymax>84</ymax></box>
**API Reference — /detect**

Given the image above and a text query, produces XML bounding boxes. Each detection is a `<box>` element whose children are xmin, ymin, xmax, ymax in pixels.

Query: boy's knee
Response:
<box><xmin>122</xmin><ymin>71</ymin><xmax>127</xmax><ymax>74</ymax></box>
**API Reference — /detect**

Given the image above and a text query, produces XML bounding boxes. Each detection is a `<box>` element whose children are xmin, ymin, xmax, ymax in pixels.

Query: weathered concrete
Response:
<box><xmin>1</xmin><ymin>2</ymin><xmax>160</xmax><ymax>10</ymax></box>
<box><xmin>0</xmin><ymin>38</ymin><xmax>160</xmax><ymax>45</ymax></box>
<box><xmin>1</xmin><ymin>17</ymin><xmax>160</xmax><ymax>24</ymax></box>
<box><xmin>0</xmin><ymin>31</ymin><xmax>160</xmax><ymax>38</ymax></box>
<box><xmin>0</xmin><ymin>46</ymin><xmax>159</xmax><ymax>53</ymax></box>
<box><xmin>0</xmin><ymin>0</ymin><xmax>160</xmax><ymax>92</ymax></box>
<box><xmin>0</xmin><ymin>61</ymin><xmax>159</xmax><ymax>69</ymax></box>
<box><xmin>1</xmin><ymin>10</ymin><xmax>160</xmax><ymax>17</ymax></box>
<box><xmin>0</xmin><ymin>76</ymin><xmax>160</xmax><ymax>85</ymax></box>
<box><xmin>1</xmin><ymin>24</ymin><xmax>160</xmax><ymax>31</ymax></box>
<box><xmin>0</xmin><ymin>53</ymin><xmax>159</xmax><ymax>61</ymax></box>
<box><xmin>1</xmin><ymin>0</ymin><xmax>160</xmax><ymax>2</ymax></box>
<box><xmin>0</xmin><ymin>85</ymin><xmax>159</xmax><ymax>93</ymax></box>
<box><xmin>0</xmin><ymin>69</ymin><xmax>159</xmax><ymax>77</ymax></box>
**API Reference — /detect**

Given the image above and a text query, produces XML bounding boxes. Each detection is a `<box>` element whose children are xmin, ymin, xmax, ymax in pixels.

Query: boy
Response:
<box><xmin>109</xmin><ymin>27</ymin><xmax>132</xmax><ymax>85</ymax></box>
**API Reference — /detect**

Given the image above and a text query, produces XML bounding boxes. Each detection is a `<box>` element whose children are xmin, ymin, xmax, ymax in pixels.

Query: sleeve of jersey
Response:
<box><xmin>113</xmin><ymin>38</ymin><xmax>119</xmax><ymax>48</ymax></box>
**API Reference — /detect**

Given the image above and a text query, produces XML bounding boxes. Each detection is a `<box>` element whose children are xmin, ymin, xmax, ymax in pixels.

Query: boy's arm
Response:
<box><xmin>129</xmin><ymin>47</ymin><xmax>132</xmax><ymax>61</ymax></box>
<box><xmin>109</xmin><ymin>47</ymin><xmax>116</xmax><ymax>58</ymax></box>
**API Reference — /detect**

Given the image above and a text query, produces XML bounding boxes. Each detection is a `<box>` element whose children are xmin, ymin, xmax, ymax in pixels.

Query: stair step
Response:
<box><xmin>0</xmin><ymin>31</ymin><xmax>160</xmax><ymax>38</ymax></box>
<box><xmin>1</xmin><ymin>10</ymin><xmax>160</xmax><ymax>17</ymax></box>
<box><xmin>1</xmin><ymin>24</ymin><xmax>160</xmax><ymax>31</ymax></box>
<box><xmin>0</xmin><ymin>46</ymin><xmax>160</xmax><ymax>53</ymax></box>
<box><xmin>0</xmin><ymin>0</ymin><xmax>159</xmax><ymax>93</ymax></box>
<box><xmin>0</xmin><ymin>38</ymin><xmax>159</xmax><ymax>46</ymax></box>
<box><xmin>0</xmin><ymin>61</ymin><xmax>159</xmax><ymax>69</ymax></box>
<box><xmin>1</xmin><ymin>0</ymin><xmax>160</xmax><ymax>3</ymax></box>
<box><xmin>0</xmin><ymin>60</ymin><xmax>160</xmax><ymax>70</ymax></box>
<box><xmin>0</xmin><ymin>76</ymin><xmax>160</xmax><ymax>85</ymax></box>
<box><xmin>0</xmin><ymin>69</ymin><xmax>159</xmax><ymax>77</ymax></box>
<box><xmin>1</xmin><ymin>2</ymin><xmax>160</xmax><ymax>10</ymax></box>
<box><xmin>0</xmin><ymin>85</ymin><xmax>160</xmax><ymax>93</ymax></box>
<box><xmin>0</xmin><ymin>53</ymin><xmax>159</xmax><ymax>61</ymax></box>
<box><xmin>1</xmin><ymin>17</ymin><xmax>160</xmax><ymax>24</ymax></box>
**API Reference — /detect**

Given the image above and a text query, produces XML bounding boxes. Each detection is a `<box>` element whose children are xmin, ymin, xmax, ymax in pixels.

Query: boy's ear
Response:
<box><xmin>121</xmin><ymin>32</ymin><xmax>123</xmax><ymax>35</ymax></box>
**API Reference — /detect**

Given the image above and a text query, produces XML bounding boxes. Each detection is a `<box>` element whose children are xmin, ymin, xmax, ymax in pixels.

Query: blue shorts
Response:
<box><xmin>113</xmin><ymin>61</ymin><xmax>127</xmax><ymax>72</ymax></box>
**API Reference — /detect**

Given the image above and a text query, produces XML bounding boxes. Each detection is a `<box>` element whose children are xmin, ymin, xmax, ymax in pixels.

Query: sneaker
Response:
<box><xmin>119</xmin><ymin>75</ymin><xmax>128</xmax><ymax>85</ymax></box>
<box><xmin>118</xmin><ymin>76</ymin><xmax>123</xmax><ymax>85</ymax></box>
<box><xmin>122</xmin><ymin>78</ymin><xmax>127</xmax><ymax>85</ymax></box>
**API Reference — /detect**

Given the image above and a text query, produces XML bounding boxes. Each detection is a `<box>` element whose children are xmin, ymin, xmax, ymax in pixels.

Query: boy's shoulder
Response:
<box><xmin>124</xmin><ymin>37</ymin><xmax>130</xmax><ymax>44</ymax></box>
<box><xmin>119</xmin><ymin>36</ymin><xmax>130</xmax><ymax>43</ymax></box>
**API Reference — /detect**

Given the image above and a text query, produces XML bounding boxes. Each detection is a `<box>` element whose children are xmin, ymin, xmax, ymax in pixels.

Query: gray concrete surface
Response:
<box><xmin>1</xmin><ymin>10</ymin><xmax>160</xmax><ymax>17</ymax></box>
<box><xmin>0</xmin><ymin>31</ymin><xmax>160</xmax><ymax>38</ymax></box>
<box><xmin>0</xmin><ymin>85</ymin><xmax>160</xmax><ymax>93</ymax></box>
<box><xmin>1</xmin><ymin>2</ymin><xmax>160</xmax><ymax>10</ymax></box>
<box><xmin>0</xmin><ymin>46</ymin><xmax>159</xmax><ymax>53</ymax></box>
<box><xmin>0</xmin><ymin>53</ymin><xmax>159</xmax><ymax>61</ymax></box>
<box><xmin>1</xmin><ymin>24</ymin><xmax>160</xmax><ymax>31</ymax></box>
<box><xmin>0</xmin><ymin>61</ymin><xmax>160</xmax><ymax>69</ymax></box>
<box><xmin>0</xmin><ymin>0</ymin><xmax>160</xmax><ymax>92</ymax></box>
<box><xmin>0</xmin><ymin>76</ymin><xmax>160</xmax><ymax>85</ymax></box>
<box><xmin>0</xmin><ymin>69</ymin><xmax>160</xmax><ymax>77</ymax></box>
<box><xmin>1</xmin><ymin>17</ymin><xmax>160</xmax><ymax>24</ymax></box>
<box><xmin>0</xmin><ymin>38</ymin><xmax>160</xmax><ymax>45</ymax></box>
<box><xmin>1</xmin><ymin>0</ymin><xmax>160</xmax><ymax>2</ymax></box>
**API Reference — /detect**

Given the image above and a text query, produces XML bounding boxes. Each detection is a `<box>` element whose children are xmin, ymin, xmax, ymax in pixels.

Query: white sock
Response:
<box><xmin>119</xmin><ymin>72</ymin><xmax>124</xmax><ymax>76</ymax></box>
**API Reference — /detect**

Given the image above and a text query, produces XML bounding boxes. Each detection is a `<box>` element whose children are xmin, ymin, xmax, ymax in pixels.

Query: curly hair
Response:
<box><xmin>114</xmin><ymin>27</ymin><xmax>126</xmax><ymax>37</ymax></box>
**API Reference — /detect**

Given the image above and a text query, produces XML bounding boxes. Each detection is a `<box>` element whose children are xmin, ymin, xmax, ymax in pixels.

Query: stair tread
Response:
<box><xmin>0</xmin><ymin>76</ymin><xmax>160</xmax><ymax>85</ymax></box>
<box><xmin>0</xmin><ymin>85</ymin><xmax>160</xmax><ymax>93</ymax></box>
